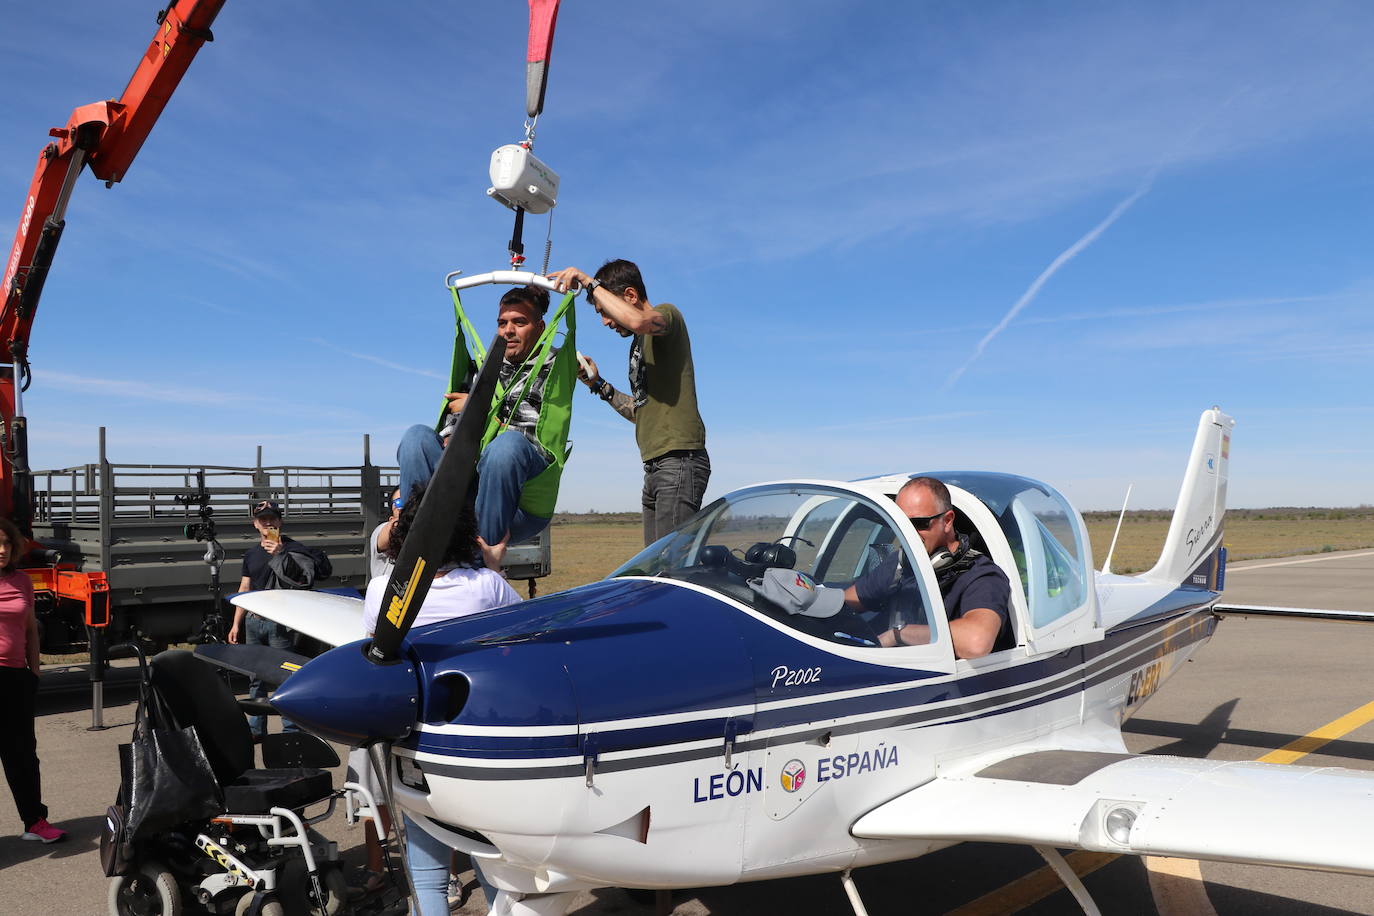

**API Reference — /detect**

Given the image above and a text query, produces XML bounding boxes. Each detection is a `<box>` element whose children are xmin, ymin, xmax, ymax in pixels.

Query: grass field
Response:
<box><xmin>540</xmin><ymin>507</ymin><xmax>1374</xmax><ymax>592</ymax></box>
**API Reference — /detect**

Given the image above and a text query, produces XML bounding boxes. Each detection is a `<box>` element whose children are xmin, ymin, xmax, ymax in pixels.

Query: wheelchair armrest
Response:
<box><xmin>262</xmin><ymin>732</ymin><xmax>341</xmax><ymax>769</ymax></box>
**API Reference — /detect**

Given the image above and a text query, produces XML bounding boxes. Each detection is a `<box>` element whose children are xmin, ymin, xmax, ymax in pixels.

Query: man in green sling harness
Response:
<box><xmin>397</xmin><ymin>286</ymin><xmax>557</xmax><ymax>557</ymax></box>
<box><xmin>550</xmin><ymin>260</ymin><xmax>710</xmax><ymax>546</ymax></box>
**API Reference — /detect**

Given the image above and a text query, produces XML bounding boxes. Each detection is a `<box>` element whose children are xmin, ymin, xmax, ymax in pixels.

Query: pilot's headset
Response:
<box><xmin>928</xmin><ymin>533</ymin><xmax>972</xmax><ymax>571</ymax></box>
<box><xmin>743</xmin><ymin>542</ymin><xmax>796</xmax><ymax>569</ymax></box>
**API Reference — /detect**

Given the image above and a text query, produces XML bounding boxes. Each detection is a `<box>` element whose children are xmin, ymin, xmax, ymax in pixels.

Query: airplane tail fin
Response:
<box><xmin>1142</xmin><ymin>408</ymin><xmax>1234</xmax><ymax>589</ymax></box>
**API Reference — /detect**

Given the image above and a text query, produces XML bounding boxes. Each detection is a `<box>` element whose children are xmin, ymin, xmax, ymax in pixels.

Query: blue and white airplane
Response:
<box><xmin>229</xmin><ymin>404</ymin><xmax>1374</xmax><ymax>916</ymax></box>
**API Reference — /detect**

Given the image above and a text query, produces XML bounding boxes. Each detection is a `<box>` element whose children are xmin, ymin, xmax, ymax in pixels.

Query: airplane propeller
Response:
<box><xmin>266</xmin><ymin>332</ymin><xmax>506</xmax><ymax>906</ymax></box>
<box><xmin>269</xmin><ymin>331</ymin><xmax>506</xmax><ymax>744</ymax></box>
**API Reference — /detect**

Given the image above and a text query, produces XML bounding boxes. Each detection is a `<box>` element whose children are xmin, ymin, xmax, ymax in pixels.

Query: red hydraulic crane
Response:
<box><xmin>1</xmin><ymin>0</ymin><xmax>226</xmax><ymax>634</ymax></box>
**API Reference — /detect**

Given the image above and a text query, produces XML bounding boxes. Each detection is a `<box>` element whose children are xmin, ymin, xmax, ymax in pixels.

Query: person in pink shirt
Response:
<box><xmin>0</xmin><ymin>517</ymin><xmax>65</xmax><ymax>843</ymax></box>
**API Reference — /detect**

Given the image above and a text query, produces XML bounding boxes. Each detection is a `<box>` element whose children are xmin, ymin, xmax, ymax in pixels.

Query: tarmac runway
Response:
<box><xmin>4</xmin><ymin>549</ymin><xmax>1373</xmax><ymax>915</ymax></box>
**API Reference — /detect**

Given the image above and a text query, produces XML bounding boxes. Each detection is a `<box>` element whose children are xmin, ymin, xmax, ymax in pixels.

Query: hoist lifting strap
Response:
<box><xmin>526</xmin><ymin>0</ymin><xmax>562</xmax><ymax>118</ymax></box>
<box><xmin>440</xmin><ymin>287</ymin><xmax>577</xmax><ymax>519</ymax></box>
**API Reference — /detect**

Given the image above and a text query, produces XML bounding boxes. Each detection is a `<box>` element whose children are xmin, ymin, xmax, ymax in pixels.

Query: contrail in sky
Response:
<box><xmin>942</xmin><ymin>166</ymin><xmax>1162</xmax><ymax>392</ymax></box>
<box><xmin>310</xmin><ymin>338</ymin><xmax>445</xmax><ymax>379</ymax></box>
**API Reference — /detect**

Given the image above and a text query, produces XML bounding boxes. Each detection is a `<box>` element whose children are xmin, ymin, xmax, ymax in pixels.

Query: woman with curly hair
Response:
<box><xmin>358</xmin><ymin>484</ymin><xmax>517</xmax><ymax>911</ymax></box>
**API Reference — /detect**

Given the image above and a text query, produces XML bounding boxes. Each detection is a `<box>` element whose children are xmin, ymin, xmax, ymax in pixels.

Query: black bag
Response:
<box><xmin>268</xmin><ymin>544</ymin><xmax>332</xmax><ymax>588</ymax></box>
<box><xmin>99</xmin><ymin>802</ymin><xmax>131</xmax><ymax>877</ymax></box>
<box><xmin>122</xmin><ymin>672</ymin><xmax>224</xmax><ymax>846</ymax></box>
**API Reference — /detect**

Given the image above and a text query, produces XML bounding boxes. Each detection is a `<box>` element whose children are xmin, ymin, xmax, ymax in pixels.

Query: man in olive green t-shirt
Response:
<box><xmin>550</xmin><ymin>260</ymin><xmax>710</xmax><ymax>545</ymax></box>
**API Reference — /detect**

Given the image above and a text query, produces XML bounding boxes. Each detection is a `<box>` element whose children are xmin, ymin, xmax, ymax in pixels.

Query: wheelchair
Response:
<box><xmin>102</xmin><ymin>649</ymin><xmax>401</xmax><ymax>915</ymax></box>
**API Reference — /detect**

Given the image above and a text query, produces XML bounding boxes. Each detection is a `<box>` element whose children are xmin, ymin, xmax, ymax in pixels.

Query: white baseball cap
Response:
<box><xmin>748</xmin><ymin>568</ymin><xmax>845</xmax><ymax>618</ymax></box>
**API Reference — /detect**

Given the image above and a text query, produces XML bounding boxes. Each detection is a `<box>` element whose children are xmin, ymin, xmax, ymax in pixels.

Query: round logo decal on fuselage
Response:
<box><xmin>780</xmin><ymin>758</ymin><xmax>806</xmax><ymax>793</ymax></box>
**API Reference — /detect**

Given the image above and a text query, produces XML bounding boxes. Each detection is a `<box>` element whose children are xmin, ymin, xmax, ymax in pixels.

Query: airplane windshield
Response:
<box><xmin>609</xmin><ymin>485</ymin><xmax>938</xmax><ymax>649</ymax></box>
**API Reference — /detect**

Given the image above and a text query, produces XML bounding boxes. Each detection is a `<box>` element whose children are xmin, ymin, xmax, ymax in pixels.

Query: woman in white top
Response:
<box><xmin>355</xmin><ymin>484</ymin><xmax>518</xmax><ymax>912</ymax></box>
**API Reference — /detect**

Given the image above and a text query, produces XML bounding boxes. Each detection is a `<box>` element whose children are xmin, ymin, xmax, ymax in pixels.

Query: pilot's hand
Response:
<box><xmin>478</xmin><ymin>533</ymin><xmax>510</xmax><ymax>571</ymax></box>
<box><xmin>444</xmin><ymin>392</ymin><xmax>468</xmax><ymax>415</ymax></box>
<box><xmin>228</xmin><ymin>623</ymin><xmax>241</xmax><ymax>644</ymax></box>
<box><xmin>578</xmin><ymin>354</ymin><xmax>600</xmax><ymax>387</ymax></box>
<box><xmin>549</xmin><ymin>267</ymin><xmax>589</xmax><ymax>293</ymax></box>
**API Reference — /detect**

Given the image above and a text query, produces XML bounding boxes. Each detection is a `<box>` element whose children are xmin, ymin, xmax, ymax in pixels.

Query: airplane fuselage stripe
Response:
<box><xmin>403</xmin><ymin>606</ymin><xmax>1216</xmax><ymax>780</ymax></box>
<box><xmin>411</xmin><ymin>593</ymin><xmax>1211</xmax><ymax>753</ymax></box>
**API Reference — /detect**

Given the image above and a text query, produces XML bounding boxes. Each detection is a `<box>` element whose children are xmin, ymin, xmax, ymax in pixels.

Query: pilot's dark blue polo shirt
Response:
<box><xmin>855</xmin><ymin>550</ymin><xmax>1013</xmax><ymax>653</ymax></box>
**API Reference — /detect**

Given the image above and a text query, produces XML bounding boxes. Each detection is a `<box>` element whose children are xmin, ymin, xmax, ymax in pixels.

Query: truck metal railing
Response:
<box><xmin>29</xmin><ymin>429</ymin><xmax>551</xmax><ymax>659</ymax></box>
<box><xmin>34</xmin><ymin>464</ymin><xmax>397</xmax><ymax>522</ymax></box>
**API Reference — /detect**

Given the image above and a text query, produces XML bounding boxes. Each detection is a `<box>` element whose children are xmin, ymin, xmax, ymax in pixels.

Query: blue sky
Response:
<box><xmin>2</xmin><ymin>0</ymin><xmax>1371</xmax><ymax>512</ymax></box>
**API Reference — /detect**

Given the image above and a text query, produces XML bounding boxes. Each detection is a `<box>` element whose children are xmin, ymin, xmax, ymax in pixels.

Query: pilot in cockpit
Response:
<box><xmin>844</xmin><ymin>477</ymin><xmax>1013</xmax><ymax>658</ymax></box>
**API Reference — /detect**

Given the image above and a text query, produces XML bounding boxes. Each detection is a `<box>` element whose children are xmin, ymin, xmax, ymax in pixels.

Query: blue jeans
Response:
<box><xmin>397</xmin><ymin>424</ymin><xmax>444</xmax><ymax>508</ymax></box>
<box><xmin>404</xmin><ymin>815</ymin><xmax>495</xmax><ymax>914</ymax></box>
<box><xmin>398</xmin><ymin>425</ymin><xmax>551</xmax><ymax>546</ymax></box>
<box><xmin>244</xmin><ymin>614</ymin><xmax>299</xmax><ymax>736</ymax></box>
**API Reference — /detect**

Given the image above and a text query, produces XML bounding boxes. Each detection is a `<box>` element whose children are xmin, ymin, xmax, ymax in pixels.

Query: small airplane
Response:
<box><xmin>215</xmin><ymin>288</ymin><xmax>1374</xmax><ymax>915</ymax></box>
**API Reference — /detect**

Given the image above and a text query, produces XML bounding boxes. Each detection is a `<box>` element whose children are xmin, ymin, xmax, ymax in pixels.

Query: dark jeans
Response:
<box><xmin>642</xmin><ymin>449</ymin><xmax>711</xmax><ymax>546</ymax></box>
<box><xmin>244</xmin><ymin>614</ymin><xmax>299</xmax><ymax>737</ymax></box>
<box><xmin>0</xmin><ymin>665</ymin><xmax>46</xmax><ymax>829</ymax></box>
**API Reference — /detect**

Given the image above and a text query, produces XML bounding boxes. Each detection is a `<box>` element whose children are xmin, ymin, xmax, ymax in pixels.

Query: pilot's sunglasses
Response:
<box><xmin>907</xmin><ymin>512</ymin><xmax>947</xmax><ymax>531</ymax></box>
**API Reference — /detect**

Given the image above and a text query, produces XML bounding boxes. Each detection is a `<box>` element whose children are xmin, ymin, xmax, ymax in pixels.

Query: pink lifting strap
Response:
<box><xmin>526</xmin><ymin>0</ymin><xmax>562</xmax><ymax>118</ymax></box>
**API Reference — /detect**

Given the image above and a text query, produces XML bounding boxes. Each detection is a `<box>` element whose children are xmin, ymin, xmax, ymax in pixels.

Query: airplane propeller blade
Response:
<box><xmin>194</xmin><ymin>642</ymin><xmax>309</xmax><ymax>688</ymax></box>
<box><xmin>368</xmin><ymin>332</ymin><xmax>506</xmax><ymax>664</ymax></box>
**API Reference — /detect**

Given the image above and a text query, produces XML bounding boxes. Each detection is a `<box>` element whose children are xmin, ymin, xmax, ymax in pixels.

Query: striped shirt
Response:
<box><xmin>442</xmin><ymin>349</ymin><xmax>558</xmax><ymax>461</ymax></box>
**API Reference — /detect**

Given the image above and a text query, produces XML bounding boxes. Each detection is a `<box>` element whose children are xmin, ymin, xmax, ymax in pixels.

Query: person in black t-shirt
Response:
<box><xmin>845</xmin><ymin>477</ymin><xmax>1012</xmax><ymax>658</ymax></box>
<box><xmin>227</xmin><ymin>500</ymin><xmax>332</xmax><ymax>738</ymax></box>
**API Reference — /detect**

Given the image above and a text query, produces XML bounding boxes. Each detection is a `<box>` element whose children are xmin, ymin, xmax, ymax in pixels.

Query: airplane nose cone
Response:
<box><xmin>271</xmin><ymin>640</ymin><xmax>419</xmax><ymax>746</ymax></box>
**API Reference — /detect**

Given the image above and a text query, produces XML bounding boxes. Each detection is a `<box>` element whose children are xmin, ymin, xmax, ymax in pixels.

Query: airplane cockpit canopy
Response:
<box><xmin>609</xmin><ymin>483</ymin><xmax>941</xmax><ymax>650</ymax></box>
<box><xmin>924</xmin><ymin>471</ymin><xmax>1091</xmax><ymax>629</ymax></box>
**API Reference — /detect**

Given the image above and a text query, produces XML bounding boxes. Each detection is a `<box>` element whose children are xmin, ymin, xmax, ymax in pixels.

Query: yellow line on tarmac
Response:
<box><xmin>946</xmin><ymin>851</ymin><xmax>1118</xmax><ymax>916</ymax></box>
<box><xmin>1144</xmin><ymin>854</ymin><xmax>1215</xmax><ymax>916</ymax></box>
<box><xmin>1256</xmin><ymin>697</ymin><xmax>1374</xmax><ymax>765</ymax></box>
<box><xmin>947</xmin><ymin>698</ymin><xmax>1374</xmax><ymax>913</ymax></box>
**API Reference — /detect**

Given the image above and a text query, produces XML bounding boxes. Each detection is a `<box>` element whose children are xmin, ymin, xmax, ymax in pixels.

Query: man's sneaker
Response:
<box><xmin>21</xmin><ymin>819</ymin><xmax>66</xmax><ymax>844</ymax></box>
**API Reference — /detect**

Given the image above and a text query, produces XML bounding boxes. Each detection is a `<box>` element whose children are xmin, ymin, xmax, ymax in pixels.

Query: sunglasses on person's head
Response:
<box><xmin>907</xmin><ymin>511</ymin><xmax>948</xmax><ymax>531</ymax></box>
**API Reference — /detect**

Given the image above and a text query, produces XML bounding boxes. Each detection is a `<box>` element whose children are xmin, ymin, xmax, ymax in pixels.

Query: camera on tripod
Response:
<box><xmin>174</xmin><ymin>489</ymin><xmax>217</xmax><ymax>542</ymax></box>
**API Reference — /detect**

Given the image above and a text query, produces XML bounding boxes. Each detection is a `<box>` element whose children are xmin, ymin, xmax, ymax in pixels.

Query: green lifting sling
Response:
<box><xmin>439</xmin><ymin>287</ymin><xmax>577</xmax><ymax>519</ymax></box>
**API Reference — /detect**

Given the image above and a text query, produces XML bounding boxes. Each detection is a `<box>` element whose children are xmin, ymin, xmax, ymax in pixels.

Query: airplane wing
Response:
<box><xmin>229</xmin><ymin>590</ymin><xmax>365</xmax><ymax>649</ymax></box>
<box><xmin>851</xmin><ymin>749</ymin><xmax>1374</xmax><ymax>874</ymax></box>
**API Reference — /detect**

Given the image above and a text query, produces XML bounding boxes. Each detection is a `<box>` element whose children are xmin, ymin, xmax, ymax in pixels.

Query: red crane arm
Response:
<box><xmin>1</xmin><ymin>0</ymin><xmax>227</xmax><ymax>348</ymax></box>
<box><xmin>0</xmin><ymin>0</ymin><xmax>225</xmax><ymax>527</ymax></box>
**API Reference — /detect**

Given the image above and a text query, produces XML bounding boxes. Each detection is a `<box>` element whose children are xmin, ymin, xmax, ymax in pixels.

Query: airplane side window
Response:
<box><xmin>1010</xmin><ymin>491</ymin><xmax>1088</xmax><ymax>627</ymax></box>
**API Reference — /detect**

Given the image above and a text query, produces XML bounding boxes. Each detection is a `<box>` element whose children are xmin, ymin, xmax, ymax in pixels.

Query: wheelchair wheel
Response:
<box><xmin>232</xmin><ymin>893</ymin><xmax>284</xmax><ymax>916</ymax></box>
<box><xmin>108</xmin><ymin>861</ymin><xmax>182</xmax><ymax>916</ymax></box>
<box><xmin>273</xmin><ymin>859</ymin><xmax>349</xmax><ymax>915</ymax></box>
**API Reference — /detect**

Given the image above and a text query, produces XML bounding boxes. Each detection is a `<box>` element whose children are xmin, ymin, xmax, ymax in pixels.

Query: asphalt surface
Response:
<box><xmin>3</xmin><ymin>549</ymin><xmax>1373</xmax><ymax>915</ymax></box>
